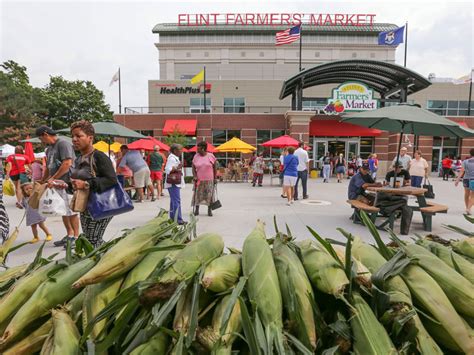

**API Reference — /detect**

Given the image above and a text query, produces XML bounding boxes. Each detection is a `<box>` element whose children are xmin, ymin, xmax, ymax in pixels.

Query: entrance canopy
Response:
<box><xmin>279</xmin><ymin>60</ymin><xmax>431</xmax><ymax>106</ymax></box>
<box><xmin>310</xmin><ymin>120</ymin><xmax>381</xmax><ymax>137</ymax></box>
<box><xmin>163</xmin><ymin>120</ymin><xmax>197</xmax><ymax>136</ymax></box>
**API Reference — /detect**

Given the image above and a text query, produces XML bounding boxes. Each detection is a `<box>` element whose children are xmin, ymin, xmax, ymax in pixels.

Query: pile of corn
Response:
<box><xmin>0</xmin><ymin>210</ymin><xmax>472</xmax><ymax>354</ymax></box>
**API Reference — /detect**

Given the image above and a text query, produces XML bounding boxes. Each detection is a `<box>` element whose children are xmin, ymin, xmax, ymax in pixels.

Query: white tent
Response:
<box><xmin>0</xmin><ymin>144</ymin><xmax>15</xmax><ymax>158</ymax></box>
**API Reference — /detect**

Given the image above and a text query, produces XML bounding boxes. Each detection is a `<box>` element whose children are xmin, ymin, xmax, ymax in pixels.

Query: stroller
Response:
<box><xmin>347</xmin><ymin>161</ymin><xmax>357</xmax><ymax>177</ymax></box>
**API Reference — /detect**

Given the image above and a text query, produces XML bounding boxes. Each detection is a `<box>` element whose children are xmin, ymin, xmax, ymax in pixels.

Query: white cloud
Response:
<box><xmin>1</xmin><ymin>0</ymin><xmax>472</xmax><ymax>113</ymax></box>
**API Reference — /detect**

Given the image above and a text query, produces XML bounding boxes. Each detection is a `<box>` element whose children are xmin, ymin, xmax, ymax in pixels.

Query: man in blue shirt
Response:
<box><xmin>119</xmin><ymin>145</ymin><xmax>152</xmax><ymax>203</ymax></box>
<box><xmin>348</xmin><ymin>163</ymin><xmax>381</xmax><ymax>201</ymax></box>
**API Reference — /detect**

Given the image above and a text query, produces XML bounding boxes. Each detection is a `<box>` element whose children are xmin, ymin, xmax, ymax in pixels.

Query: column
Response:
<box><xmin>284</xmin><ymin>111</ymin><xmax>313</xmax><ymax>145</ymax></box>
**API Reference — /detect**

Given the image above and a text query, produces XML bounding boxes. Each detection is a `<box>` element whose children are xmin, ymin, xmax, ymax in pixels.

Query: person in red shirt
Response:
<box><xmin>441</xmin><ymin>155</ymin><xmax>453</xmax><ymax>181</ymax></box>
<box><xmin>6</xmin><ymin>146</ymin><xmax>31</xmax><ymax>208</ymax></box>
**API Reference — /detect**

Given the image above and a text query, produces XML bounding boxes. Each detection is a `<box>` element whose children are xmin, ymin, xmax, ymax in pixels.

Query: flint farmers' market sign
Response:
<box><xmin>324</xmin><ymin>82</ymin><xmax>378</xmax><ymax>114</ymax></box>
<box><xmin>178</xmin><ymin>13</ymin><xmax>376</xmax><ymax>27</ymax></box>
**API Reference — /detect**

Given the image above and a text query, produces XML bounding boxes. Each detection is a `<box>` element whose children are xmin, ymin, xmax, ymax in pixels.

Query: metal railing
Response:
<box><xmin>123</xmin><ymin>106</ymin><xmax>291</xmax><ymax>114</ymax></box>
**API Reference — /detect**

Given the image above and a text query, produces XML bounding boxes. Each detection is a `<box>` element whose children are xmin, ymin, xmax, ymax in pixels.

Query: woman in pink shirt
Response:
<box><xmin>192</xmin><ymin>141</ymin><xmax>217</xmax><ymax>217</ymax></box>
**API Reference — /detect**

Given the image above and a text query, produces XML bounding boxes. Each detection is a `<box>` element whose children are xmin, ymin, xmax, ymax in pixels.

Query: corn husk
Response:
<box><xmin>0</xmin><ymin>258</ymin><xmax>94</xmax><ymax>345</ymax></box>
<box><xmin>2</xmin><ymin>319</ymin><xmax>52</xmax><ymax>355</ymax></box>
<box><xmin>130</xmin><ymin>331</ymin><xmax>168</xmax><ymax>355</ymax></box>
<box><xmin>201</xmin><ymin>254</ymin><xmax>241</xmax><ymax>293</ymax></box>
<box><xmin>72</xmin><ymin>215</ymin><xmax>170</xmax><ymax>288</ymax></box>
<box><xmin>351</xmin><ymin>292</ymin><xmax>397</xmax><ymax>355</ymax></box>
<box><xmin>417</xmin><ymin>238</ymin><xmax>474</xmax><ymax>283</ymax></box>
<box><xmin>451</xmin><ymin>238</ymin><xmax>474</xmax><ymax>259</ymax></box>
<box><xmin>401</xmin><ymin>264</ymin><xmax>474</xmax><ymax>354</ymax></box>
<box><xmin>82</xmin><ymin>276</ymin><xmax>123</xmax><ymax>342</ymax></box>
<box><xmin>173</xmin><ymin>285</ymin><xmax>212</xmax><ymax>333</ymax></box>
<box><xmin>0</xmin><ymin>227</ymin><xmax>20</xmax><ymax>264</ymax></box>
<box><xmin>242</xmin><ymin>221</ymin><xmax>284</xmax><ymax>351</ymax></box>
<box><xmin>298</xmin><ymin>240</ymin><xmax>349</xmax><ymax>298</ymax></box>
<box><xmin>333</xmin><ymin>245</ymin><xmax>372</xmax><ymax>289</ymax></box>
<box><xmin>40</xmin><ymin>309</ymin><xmax>80</xmax><ymax>355</ymax></box>
<box><xmin>197</xmin><ymin>294</ymin><xmax>241</xmax><ymax>355</ymax></box>
<box><xmin>273</xmin><ymin>236</ymin><xmax>316</xmax><ymax>350</ymax></box>
<box><xmin>141</xmin><ymin>233</ymin><xmax>224</xmax><ymax>303</ymax></box>
<box><xmin>0</xmin><ymin>262</ymin><xmax>56</xmax><ymax>326</ymax></box>
<box><xmin>403</xmin><ymin>243</ymin><xmax>474</xmax><ymax>317</ymax></box>
<box><xmin>0</xmin><ymin>264</ymin><xmax>28</xmax><ymax>283</ymax></box>
<box><xmin>65</xmin><ymin>290</ymin><xmax>85</xmax><ymax>324</ymax></box>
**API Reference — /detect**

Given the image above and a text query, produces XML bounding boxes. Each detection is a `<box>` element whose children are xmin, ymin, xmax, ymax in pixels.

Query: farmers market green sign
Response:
<box><xmin>324</xmin><ymin>82</ymin><xmax>378</xmax><ymax>114</ymax></box>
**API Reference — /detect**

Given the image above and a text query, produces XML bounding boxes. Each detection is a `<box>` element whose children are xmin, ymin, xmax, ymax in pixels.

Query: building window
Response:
<box><xmin>259</xmin><ymin>52</ymin><xmax>264</xmax><ymax>57</ymax></box>
<box><xmin>427</xmin><ymin>100</ymin><xmax>473</xmax><ymax>116</ymax></box>
<box><xmin>314</xmin><ymin>52</ymin><xmax>320</xmax><ymax>57</ymax></box>
<box><xmin>212</xmin><ymin>130</ymin><xmax>241</xmax><ymax>166</ymax></box>
<box><xmin>241</xmin><ymin>51</ymin><xmax>246</xmax><ymax>57</ymax></box>
<box><xmin>190</xmin><ymin>97</ymin><xmax>211</xmax><ymax>113</ymax></box>
<box><xmin>351</xmin><ymin>52</ymin><xmax>357</xmax><ymax>58</ymax></box>
<box><xmin>186</xmin><ymin>52</ymin><xmax>191</xmax><ymax>58</ymax></box>
<box><xmin>370</xmin><ymin>52</ymin><xmax>375</xmax><ymax>58</ymax></box>
<box><xmin>224</xmin><ymin>97</ymin><xmax>245</xmax><ymax>113</ymax></box>
<box><xmin>359</xmin><ymin>137</ymin><xmax>374</xmax><ymax>159</ymax></box>
<box><xmin>302</xmin><ymin>98</ymin><xmax>327</xmax><ymax>112</ymax></box>
<box><xmin>257</xmin><ymin>130</ymin><xmax>285</xmax><ymax>158</ymax></box>
<box><xmin>431</xmin><ymin>136</ymin><xmax>460</xmax><ymax>172</ymax></box>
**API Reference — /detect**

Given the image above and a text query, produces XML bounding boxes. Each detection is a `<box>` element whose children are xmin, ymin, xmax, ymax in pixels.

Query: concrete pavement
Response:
<box><xmin>3</xmin><ymin>175</ymin><xmax>472</xmax><ymax>267</ymax></box>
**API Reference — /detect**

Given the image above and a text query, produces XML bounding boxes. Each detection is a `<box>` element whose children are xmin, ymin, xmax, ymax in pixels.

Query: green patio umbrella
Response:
<box><xmin>342</xmin><ymin>103</ymin><xmax>474</xmax><ymax>185</ymax></box>
<box><xmin>57</xmin><ymin>122</ymin><xmax>146</xmax><ymax>139</ymax></box>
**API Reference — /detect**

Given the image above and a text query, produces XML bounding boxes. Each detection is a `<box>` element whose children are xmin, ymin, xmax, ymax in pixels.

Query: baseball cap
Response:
<box><xmin>35</xmin><ymin>126</ymin><xmax>57</xmax><ymax>136</ymax></box>
<box><xmin>360</xmin><ymin>163</ymin><xmax>370</xmax><ymax>170</ymax></box>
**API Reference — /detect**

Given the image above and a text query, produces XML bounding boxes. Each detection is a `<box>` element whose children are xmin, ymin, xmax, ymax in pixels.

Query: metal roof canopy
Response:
<box><xmin>279</xmin><ymin>60</ymin><xmax>431</xmax><ymax>106</ymax></box>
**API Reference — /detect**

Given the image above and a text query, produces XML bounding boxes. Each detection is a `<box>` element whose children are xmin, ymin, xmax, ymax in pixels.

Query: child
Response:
<box><xmin>20</xmin><ymin>182</ymin><xmax>52</xmax><ymax>243</ymax></box>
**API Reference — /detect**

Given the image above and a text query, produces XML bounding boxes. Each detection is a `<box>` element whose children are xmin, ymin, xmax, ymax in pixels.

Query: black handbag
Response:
<box><xmin>423</xmin><ymin>179</ymin><xmax>435</xmax><ymax>199</ymax></box>
<box><xmin>210</xmin><ymin>184</ymin><xmax>222</xmax><ymax>210</ymax></box>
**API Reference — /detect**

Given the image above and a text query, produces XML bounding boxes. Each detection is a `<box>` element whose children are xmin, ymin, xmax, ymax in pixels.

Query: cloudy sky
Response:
<box><xmin>1</xmin><ymin>0</ymin><xmax>473</xmax><ymax>113</ymax></box>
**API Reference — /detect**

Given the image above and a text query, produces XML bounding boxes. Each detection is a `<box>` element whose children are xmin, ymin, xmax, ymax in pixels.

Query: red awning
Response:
<box><xmin>163</xmin><ymin>120</ymin><xmax>197</xmax><ymax>136</ymax></box>
<box><xmin>310</xmin><ymin>120</ymin><xmax>382</xmax><ymax>137</ymax></box>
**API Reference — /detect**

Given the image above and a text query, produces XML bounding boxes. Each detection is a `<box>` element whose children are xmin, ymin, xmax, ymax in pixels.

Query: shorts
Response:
<box><xmin>283</xmin><ymin>175</ymin><xmax>297</xmax><ymax>186</ymax></box>
<box><xmin>10</xmin><ymin>173</ymin><xmax>29</xmax><ymax>183</ymax></box>
<box><xmin>336</xmin><ymin>166</ymin><xmax>345</xmax><ymax>174</ymax></box>
<box><xmin>463</xmin><ymin>179</ymin><xmax>474</xmax><ymax>191</ymax></box>
<box><xmin>55</xmin><ymin>188</ymin><xmax>77</xmax><ymax>217</ymax></box>
<box><xmin>150</xmin><ymin>170</ymin><xmax>163</xmax><ymax>181</ymax></box>
<box><xmin>134</xmin><ymin>167</ymin><xmax>151</xmax><ymax>188</ymax></box>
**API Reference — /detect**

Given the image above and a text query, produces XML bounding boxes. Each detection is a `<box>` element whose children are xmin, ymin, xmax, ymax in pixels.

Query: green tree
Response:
<box><xmin>42</xmin><ymin>76</ymin><xmax>113</xmax><ymax>129</ymax></box>
<box><xmin>0</xmin><ymin>61</ymin><xmax>46</xmax><ymax>143</ymax></box>
<box><xmin>164</xmin><ymin>128</ymin><xmax>187</xmax><ymax>148</ymax></box>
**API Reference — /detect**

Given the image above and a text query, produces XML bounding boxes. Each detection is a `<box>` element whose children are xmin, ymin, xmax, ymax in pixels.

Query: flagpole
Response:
<box><xmin>299</xmin><ymin>25</ymin><xmax>303</xmax><ymax>72</ymax></box>
<box><xmin>203</xmin><ymin>66</ymin><xmax>207</xmax><ymax>112</ymax></box>
<box><xmin>404</xmin><ymin>22</ymin><xmax>408</xmax><ymax>67</ymax></box>
<box><xmin>468</xmin><ymin>69</ymin><xmax>473</xmax><ymax>116</ymax></box>
<box><xmin>118</xmin><ymin>67</ymin><xmax>122</xmax><ymax>114</ymax></box>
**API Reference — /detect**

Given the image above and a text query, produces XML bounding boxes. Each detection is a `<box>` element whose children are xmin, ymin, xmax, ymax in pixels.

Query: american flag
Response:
<box><xmin>275</xmin><ymin>25</ymin><xmax>301</xmax><ymax>46</ymax></box>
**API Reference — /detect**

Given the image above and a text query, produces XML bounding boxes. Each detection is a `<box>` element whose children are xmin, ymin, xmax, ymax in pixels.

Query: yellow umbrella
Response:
<box><xmin>109</xmin><ymin>142</ymin><xmax>122</xmax><ymax>153</ymax></box>
<box><xmin>93</xmin><ymin>140</ymin><xmax>110</xmax><ymax>153</ymax></box>
<box><xmin>215</xmin><ymin>137</ymin><xmax>256</xmax><ymax>153</ymax></box>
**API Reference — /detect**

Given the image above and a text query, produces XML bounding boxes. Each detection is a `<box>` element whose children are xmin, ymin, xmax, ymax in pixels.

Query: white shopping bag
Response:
<box><xmin>38</xmin><ymin>188</ymin><xmax>67</xmax><ymax>217</ymax></box>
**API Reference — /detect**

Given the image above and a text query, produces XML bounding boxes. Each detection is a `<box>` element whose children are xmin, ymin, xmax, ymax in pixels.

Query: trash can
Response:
<box><xmin>310</xmin><ymin>170</ymin><xmax>319</xmax><ymax>179</ymax></box>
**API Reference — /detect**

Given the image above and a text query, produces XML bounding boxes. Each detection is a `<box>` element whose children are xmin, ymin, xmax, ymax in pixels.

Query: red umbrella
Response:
<box><xmin>188</xmin><ymin>143</ymin><xmax>218</xmax><ymax>153</ymax></box>
<box><xmin>23</xmin><ymin>135</ymin><xmax>35</xmax><ymax>162</ymax></box>
<box><xmin>261</xmin><ymin>135</ymin><xmax>299</xmax><ymax>148</ymax></box>
<box><xmin>127</xmin><ymin>136</ymin><xmax>169</xmax><ymax>151</ymax></box>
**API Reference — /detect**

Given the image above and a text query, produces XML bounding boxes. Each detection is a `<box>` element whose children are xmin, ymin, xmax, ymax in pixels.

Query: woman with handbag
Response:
<box><xmin>69</xmin><ymin>120</ymin><xmax>119</xmax><ymax>248</ymax></box>
<box><xmin>165</xmin><ymin>144</ymin><xmax>185</xmax><ymax>224</ymax></box>
<box><xmin>455</xmin><ymin>148</ymin><xmax>474</xmax><ymax>215</ymax></box>
<box><xmin>192</xmin><ymin>141</ymin><xmax>217</xmax><ymax>217</ymax></box>
<box><xmin>5</xmin><ymin>146</ymin><xmax>32</xmax><ymax>209</ymax></box>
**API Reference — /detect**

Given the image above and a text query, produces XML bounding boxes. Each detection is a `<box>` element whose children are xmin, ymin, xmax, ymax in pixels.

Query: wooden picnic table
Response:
<box><xmin>366</xmin><ymin>186</ymin><xmax>447</xmax><ymax>232</ymax></box>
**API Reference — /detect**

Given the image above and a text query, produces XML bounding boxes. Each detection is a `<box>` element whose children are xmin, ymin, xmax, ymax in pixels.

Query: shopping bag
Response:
<box><xmin>3</xmin><ymin>179</ymin><xmax>15</xmax><ymax>196</ymax></box>
<box><xmin>70</xmin><ymin>189</ymin><xmax>90</xmax><ymax>213</ymax></box>
<box><xmin>28</xmin><ymin>182</ymin><xmax>48</xmax><ymax>209</ymax></box>
<box><xmin>87</xmin><ymin>183</ymin><xmax>133</xmax><ymax>220</ymax></box>
<box><xmin>39</xmin><ymin>188</ymin><xmax>68</xmax><ymax>217</ymax></box>
<box><xmin>423</xmin><ymin>179</ymin><xmax>435</xmax><ymax>199</ymax></box>
<box><xmin>210</xmin><ymin>184</ymin><xmax>222</xmax><ymax>210</ymax></box>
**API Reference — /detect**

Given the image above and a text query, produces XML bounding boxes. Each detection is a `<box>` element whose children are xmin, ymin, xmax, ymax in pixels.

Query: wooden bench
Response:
<box><xmin>347</xmin><ymin>200</ymin><xmax>380</xmax><ymax>224</ymax></box>
<box><xmin>419</xmin><ymin>202</ymin><xmax>448</xmax><ymax>232</ymax></box>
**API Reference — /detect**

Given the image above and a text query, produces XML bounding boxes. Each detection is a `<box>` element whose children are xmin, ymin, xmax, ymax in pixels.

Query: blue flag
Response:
<box><xmin>378</xmin><ymin>26</ymin><xmax>405</xmax><ymax>45</ymax></box>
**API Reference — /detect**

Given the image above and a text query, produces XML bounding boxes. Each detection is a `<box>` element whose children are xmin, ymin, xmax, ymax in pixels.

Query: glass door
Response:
<box><xmin>313</xmin><ymin>140</ymin><xmax>328</xmax><ymax>169</ymax></box>
<box><xmin>431</xmin><ymin>147</ymin><xmax>441</xmax><ymax>173</ymax></box>
<box><xmin>347</xmin><ymin>141</ymin><xmax>359</xmax><ymax>161</ymax></box>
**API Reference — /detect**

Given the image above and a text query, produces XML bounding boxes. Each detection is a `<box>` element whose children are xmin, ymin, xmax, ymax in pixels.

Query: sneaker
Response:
<box><xmin>30</xmin><ymin>236</ymin><xmax>40</xmax><ymax>244</ymax></box>
<box><xmin>290</xmin><ymin>200</ymin><xmax>294</xmax><ymax>204</ymax></box>
<box><xmin>280</xmin><ymin>194</ymin><xmax>287</xmax><ymax>198</ymax></box>
<box><xmin>45</xmin><ymin>235</ymin><xmax>53</xmax><ymax>242</ymax></box>
<box><xmin>303</xmin><ymin>195</ymin><xmax>309</xmax><ymax>199</ymax></box>
<box><xmin>151</xmin><ymin>198</ymin><xmax>156</xmax><ymax>202</ymax></box>
<box><xmin>286</xmin><ymin>202</ymin><xmax>291</xmax><ymax>206</ymax></box>
<box><xmin>53</xmin><ymin>236</ymin><xmax>69</xmax><ymax>247</ymax></box>
<box><xmin>63</xmin><ymin>237</ymin><xmax>76</xmax><ymax>249</ymax></box>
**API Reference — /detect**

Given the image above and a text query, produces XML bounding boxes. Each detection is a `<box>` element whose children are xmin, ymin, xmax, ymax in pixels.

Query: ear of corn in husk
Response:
<box><xmin>350</xmin><ymin>292</ymin><xmax>397</xmax><ymax>355</ymax></box>
<box><xmin>201</xmin><ymin>254</ymin><xmax>241</xmax><ymax>293</ymax></box>
<box><xmin>140</xmin><ymin>233</ymin><xmax>224</xmax><ymax>304</ymax></box>
<box><xmin>0</xmin><ymin>227</ymin><xmax>20</xmax><ymax>264</ymax></box>
<box><xmin>173</xmin><ymin>284</ymin><xmax>212</xmax><ymax>333</ymax></box>
<box><xmin>2</xmin><ymin>319</ymin><xmax>52</xmax><ymax>355</ymax></box>
<box><xmin>242</xmin><ymin>221</ymin><xmax>284</xmax><ymax>352</ymax></box>
<box><xmin>66</xmin><ymin>290</ymin><xmax>84</xmax><ymax>324</ymax></box>
<box><xmin>401</xmin><ymin>264</ymin><xmax>474</xmax><ymax>354</ymax></box>
<box><xmin>451</xmin><ymin>238</ymin><xmax>474</xmax><ymax>259</ymax></box>
<box><xmin>417</xmin><ymin>238</ymin><xmax>474</xmax><ymax>283</ymax></box>
<box><xmin>0</xmin><ymin>264</ymin><xmax>28</xmax><ymax>284</ymax></box>
<box><xmin>0</xmin><ymin>262</ymin><xmax>57</xmax><ymax>326</ymax></box>
<box><xmin>72</xmin><ymin>215</ymin><xmax>171</xmax><ymax>288</ymax></box>
<box><xmin>0</xmin><ymin>258</ymin><xmax>95</xmax><ymax>345</ymax></box>
<box><xmin>332</xmin><ymin>244</ymin><xmax>372</xmax><ymax>289</ymax></box>
<box><xmin>272</xmin><ymin>235</ymin><xmax>316</xmax><ymax>350</ymax></box>
<box><xmin>197</xmin><ymin>294</ymin><xmax>241</xmax><ymax>354</ymax></box>
<box><xmin>402</xmin><ymin>243</ymin><xmax>474</xmax><ymax>317</ymax></box>
<box><xmin>298</xmin><ymin>240</ymin><xmax>349</xmax><ymax>298</ymax></box>
<box><xmin>82</xmin><ymin>276</ymin><xmax>123</xmax><ymax>342</ymax></box>
<box><xmin>40</xmin><ymin>309</ymin><xmax>80</xmax><ymax>355</ymax></box>
<box><xmin>129</xmin><ymin>331</ymin><xmax>168</xmax><ymax>355</ymax></box>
